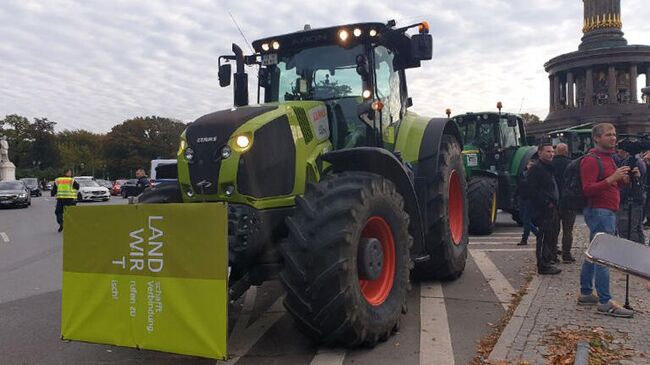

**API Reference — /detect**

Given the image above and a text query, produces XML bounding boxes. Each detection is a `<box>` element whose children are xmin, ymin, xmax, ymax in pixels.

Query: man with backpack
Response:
<box><xmin>527</xmin><ymin>143</ymin><xmax>561</xmax><ymax>275</ymax></box>
<box><xmin>577</xmin><ymin>123</ymin><xmax>635</xmax><ymax>317</ymax></box>
<box><xmin>553</xmin><ymin>143</ymin><xmax>577</xmax><ymax>263</ymax></box>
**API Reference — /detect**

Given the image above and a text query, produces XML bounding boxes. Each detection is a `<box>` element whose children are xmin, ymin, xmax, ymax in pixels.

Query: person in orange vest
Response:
<box><xmin>51</xmin><ymin>169</ymin><xmax>79</xmax><ymax>232</ymax></box>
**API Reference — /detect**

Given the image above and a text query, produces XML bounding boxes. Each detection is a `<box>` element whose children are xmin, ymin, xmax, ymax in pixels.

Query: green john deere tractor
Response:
<box><xmin>452</xmin><ymin>109</ymin><xmax>536</xmax><ymax>235</ymax></box>
<box><xmin>141</xmin><ymin>20</ymin><xmax>469</xmax><ymax>346</ymax></box>
<box><xmin>548</xmin><ymin>123</ymin><xmax>594</xmax><ymax>159</ymax></box>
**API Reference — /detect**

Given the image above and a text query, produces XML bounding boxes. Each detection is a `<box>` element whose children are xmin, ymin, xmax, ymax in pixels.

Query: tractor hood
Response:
<box><xmin>185</xmin><ymin>105</ymin><xmax>278</xmax><ymax>150</ymax></box>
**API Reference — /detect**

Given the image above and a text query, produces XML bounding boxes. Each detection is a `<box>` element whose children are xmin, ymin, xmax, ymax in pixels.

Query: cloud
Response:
<box><xmin>0</xmin><ymin>0</ymin><xmax>648</xmax><ymax>132</ymax></box>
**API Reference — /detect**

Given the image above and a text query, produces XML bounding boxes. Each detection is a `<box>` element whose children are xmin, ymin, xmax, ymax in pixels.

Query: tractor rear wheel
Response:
<box><xmin>281</xmin><ymin>172</ymin><xmax>412</xmax><ymax>347</ymax></box>
<box><xmin>413</xmin><ymin>134</ymin><xmax>469</xmax><ymax>281</ymax></box>
<box><xmin>467</xmin><ymin>176</ymin><xmax>498</xmax><ymax>235</ymax></box>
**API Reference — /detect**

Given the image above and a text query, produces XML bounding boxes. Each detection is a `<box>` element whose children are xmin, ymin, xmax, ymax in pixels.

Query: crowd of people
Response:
<box><xmin>517</xmin><ymin>123</ymin><xmax>650</xmax><ymax>318</ymax></box>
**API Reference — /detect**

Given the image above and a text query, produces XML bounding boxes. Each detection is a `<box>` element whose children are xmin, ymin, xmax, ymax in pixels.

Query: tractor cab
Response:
<box><xmin>454</xmin><ymin>112</ymin><xmax>526</xmax><ymax>172</ymax></box>
<box><xmin>218</xmin><ymin>21</ymin><xmax>432</xmax><ymax>150</ymax></box>
<box><xmin>548</xmin><ymin>123</ymin><xmax>594</xmax><ymax>159</ymax></box>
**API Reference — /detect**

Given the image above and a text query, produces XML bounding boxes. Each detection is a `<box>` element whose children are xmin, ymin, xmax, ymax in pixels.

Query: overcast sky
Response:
<box><xmin>1</xmin><ymin>0</ymin><xmax>648</xmax><ymax>132</ymax></box>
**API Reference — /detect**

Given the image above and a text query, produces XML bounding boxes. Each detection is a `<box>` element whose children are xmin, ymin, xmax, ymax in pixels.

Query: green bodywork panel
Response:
<box><xmin>393</xmin><ymin>111</ymin><xmax>433</xmax><ymax>164</ymax></box>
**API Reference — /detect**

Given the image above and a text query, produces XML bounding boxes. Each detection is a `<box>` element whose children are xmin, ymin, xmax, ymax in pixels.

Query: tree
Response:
<box><xmin>30</xmin><ymin>117</ymin><xmax>59</xmax><ymax>169</ymax></box>
<box><xmin>57</xmin><ymin>130</ymin><xmax>106</xmax><ymax>177</ymax></box>
<box><xmin>521</xmin><ymin>113</ymin><xmax>542</xmax><ymax>125</ymax></box>
<box><xmin>104</xmin><ymin>116</ymin><xmax>186</xmax><ymax>178</ymax></box>
<box><xmin>0</xmin><ymin>114</ymin><xmax>32</xmax><ymax>168</ymax></box>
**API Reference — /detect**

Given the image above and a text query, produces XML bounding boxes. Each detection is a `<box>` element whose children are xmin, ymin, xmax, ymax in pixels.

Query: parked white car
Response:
<box><xmin>75</xmin><ymin>179</ymin><xmax>110</xmax><ymax>202</ymax></box>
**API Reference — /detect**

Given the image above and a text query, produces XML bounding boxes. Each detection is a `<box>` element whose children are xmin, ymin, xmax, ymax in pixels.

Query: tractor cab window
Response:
<box><xmin>265</xmin><ymin>45</ymin><xmax>372</xmax><ymax>149</ymax></box>
<box><xmin>266</xmin><ymin>44</ymin><xmax>365</xmax><ymax>104</ymax></box>
<box><xmin>477</xmin><ymin>122</ymin><xmax>497</xmax><ymax>151</ymax></box>
<box><xmin>460</xmin><ymin>117</ymin><xmax>496</xmax><ymax>150</ymax></box>
<box><xmin>374</xmin><ymin>46</ymin><xmax>401</xmax><ymax>125</ymax></box>
<box><xmin>498</xmin><ymin>118</ymin><xmax>520</xmax><ymax>148</ymax></box>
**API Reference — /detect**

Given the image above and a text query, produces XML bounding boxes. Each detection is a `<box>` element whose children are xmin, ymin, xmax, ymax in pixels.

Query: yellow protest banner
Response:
<box><xmin>61</xmin><ymin>203</ymin><xmax>228</xmax><ymax>360</ymax></box>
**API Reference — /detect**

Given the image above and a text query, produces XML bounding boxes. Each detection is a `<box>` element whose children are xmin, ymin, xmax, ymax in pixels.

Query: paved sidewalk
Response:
<box><xmin>490</xmin><ymin>225</ymin><xmax>650</xmax><ymax>365</ymax></box>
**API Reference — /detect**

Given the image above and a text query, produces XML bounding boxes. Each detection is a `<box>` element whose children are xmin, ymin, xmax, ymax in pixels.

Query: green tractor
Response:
<box><xmin>141</xmin><ymin>20</ymin><xmax>469</xmax><ymax>346</ymax></box>
<box><xmin>548</xmin><ymin>123</ymin><xmax>594</xmax><ymax>159</ymax></box>
<box><xmin>452</xmin><ymin>107</ymin><xmax>536</xmax><ymax>235</ymax></box>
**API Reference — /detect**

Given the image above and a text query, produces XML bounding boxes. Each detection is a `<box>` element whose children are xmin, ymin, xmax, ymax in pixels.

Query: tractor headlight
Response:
<box><xmin>18</xmin><ymin>193</ymin><xmax>27</xmax><ymax>198</ymax></box>
<box><xmin>261</xmin><ymin>43</ymin><xmax>270</xmax><ymax>51</ymax></box>
<box><xmin>338</xmin><ymin>29</ymin><xmax>349</xmax><ymax>42</ymax></box>
<box><xmin>234</xmin><ymin>135</ymin><xmax>252</xmax><ymax>151</ymax></box>
<box><xmin>184</xmin><ymin>147</ymin><xmax>195</xmax><ymax>162</ymax></box>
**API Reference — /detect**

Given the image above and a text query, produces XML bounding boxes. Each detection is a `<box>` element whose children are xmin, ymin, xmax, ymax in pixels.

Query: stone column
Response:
<box><xmin>554</xmin><ymin>73</ymin><xmax>561</xmax><ymax>108</ymax></box>
<box><xmin>567</xmin><ymin>72</ymin><xmax>575</xmax><ymax>107</ymax></box>
<box><xmin>586</xmin><ymin>68</ymin><xmax>594</xmax><ymax>106</ymax></box>
<box><xmin>629</xmin><ymin>64</ymin><xmax>637</xmax><ymax>103</ymax></box>
<box><xmin>549</xmin><ymin>75</ymin><xmax>555</xmax><ymax>111</ymax></box>
<box><xmin>608</xmin><ymin>65</ymin><xmax>617</xmax><ymax>103</ymax></box>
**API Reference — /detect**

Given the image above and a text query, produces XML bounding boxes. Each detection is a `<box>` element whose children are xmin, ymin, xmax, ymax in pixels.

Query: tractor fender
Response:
<box><xmin>413</xmin><ymin>118</ymin><xmax>463</xmax><ymax>230</ymax></box>
<box><xmin>513</xmin><ymin>146</ymin><xmax>538</xmax><ymax>178</ymax></box>
<box><xmin>469</xmin><ymin>169</ymin><xmax>498</xmax><ymax>179</ymax></box>
<box><xmin>415</xmin><ymin>118</ymin><xmax>463</xmax><ymax>182</ymax></box>
<box><xmin>321</xmin><ymin>147</ymin><xmax>426</xmax><ymax>257</ymax></box>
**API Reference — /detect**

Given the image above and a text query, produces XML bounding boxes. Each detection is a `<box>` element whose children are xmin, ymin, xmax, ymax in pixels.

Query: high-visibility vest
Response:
<box><xmin>55</xmin><ymin>177</ymin><xmax>77</xmax><ymax>199</ymax></box>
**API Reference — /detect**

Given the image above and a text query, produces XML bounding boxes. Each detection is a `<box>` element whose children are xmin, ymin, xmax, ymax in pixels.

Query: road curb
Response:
<box><xmin>488</xmin><ymin>274</ymin><xmax>543</xmax><ymax>361</ymax></box>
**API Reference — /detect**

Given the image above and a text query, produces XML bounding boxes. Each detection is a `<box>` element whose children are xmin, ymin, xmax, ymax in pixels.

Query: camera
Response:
<box><xmin>617</xmin><ymin>135</ymin><xmax>650</xmax><ymax>156</ymax></box>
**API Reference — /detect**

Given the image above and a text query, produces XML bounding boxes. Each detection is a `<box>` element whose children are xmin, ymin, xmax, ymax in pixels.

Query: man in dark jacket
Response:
<box><xmin>552</xmin><ymin>143</ymin><xmax>577</xmax><ymax>263</ymax></box>
<box><xmin>527</xmin><ymin>144</ymin><xmax>561</xmax><ymax>275</ymax></box>
<box><xmin>613</xmin><ymin>150</ymin><xmax>646</xmax><ymax>243</ymax></box>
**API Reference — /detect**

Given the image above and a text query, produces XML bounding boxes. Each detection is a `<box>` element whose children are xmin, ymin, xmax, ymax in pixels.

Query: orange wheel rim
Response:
<box><xmin>358</xmin><ymin>216</ymin><xmax>395</xmax><ymax>306</ymax></box>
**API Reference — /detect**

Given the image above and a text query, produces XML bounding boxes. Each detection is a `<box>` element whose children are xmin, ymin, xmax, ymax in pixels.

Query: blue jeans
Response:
<box><xmin>581</xmin><ymin>208</ymin><xmax>614</xmax><ymax>304</ymax></box>
<box><xmin>520</xmin><ymin>199</ymin><xmax>538</xmax><ymax>241</ymax></box>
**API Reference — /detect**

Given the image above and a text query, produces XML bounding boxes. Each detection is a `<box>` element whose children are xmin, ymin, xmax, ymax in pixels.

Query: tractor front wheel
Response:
<box><xmin>281</xmin><ymin>172</ymin><xmax>412</xmax><ymax>347</ymax></box>
<box><xmin>467</xmin><ymin>176</ymin><xmax>498</xmax><ymax>235</ymax></box>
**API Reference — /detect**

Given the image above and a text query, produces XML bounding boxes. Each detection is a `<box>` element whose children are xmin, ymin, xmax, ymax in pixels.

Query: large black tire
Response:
<box><xmin>467</xmin><ymin>176</ymin><xmax>498</xmax><ymax>235</ymax></box>
<box><xmin>281</xmin><ymin>172</ymin><xmax>412</xmax><ymax>347</ymax></box>
<box><xmin>413</xmin><ymin>134</ymin><xmax>469</xmax><ymax>281</ymax></box>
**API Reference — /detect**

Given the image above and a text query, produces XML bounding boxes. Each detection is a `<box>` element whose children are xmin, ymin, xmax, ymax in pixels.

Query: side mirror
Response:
<box><xmin>218</xmin><ymin>63</ymin><xmax>232</xmax><ymax>87</ymax></box>
<box><xmin>507</xmin><ymin>115</ymin><xmax>518</xmax><ymax>127</ymax></box>
<box><xmin>410</xmin><ymin>34</ymin><xmax>432</xmax><ymax>61</ymax></box>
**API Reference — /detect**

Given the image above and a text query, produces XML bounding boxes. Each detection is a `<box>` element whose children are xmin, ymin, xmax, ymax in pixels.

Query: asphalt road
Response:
<box><xmin>0</xmin><ymin>197</ymin><xmax>547</xmax><ymax>365</ymax></box>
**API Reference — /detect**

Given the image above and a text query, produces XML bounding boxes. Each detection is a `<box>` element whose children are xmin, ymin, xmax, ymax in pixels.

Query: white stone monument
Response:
<box><xmin>0</xmin><ymin>136</ymin><xmax>16</xmax><ymax>181</ymax></box>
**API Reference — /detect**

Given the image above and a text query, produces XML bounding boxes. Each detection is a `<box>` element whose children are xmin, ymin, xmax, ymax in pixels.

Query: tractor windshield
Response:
<box><xmin>460</xmin><ymin>115</ymin><xmax>521</xmax><ymax>150</ymax></box>
<box><xmin>264</xmin><ymin>44</ymin><xmax>365</xmax><ymax>102</ymax></box>
<box><xmin>461</xmin><ymin>118</ymin><xmax>497</xmax><ymax>151</ymax></box>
